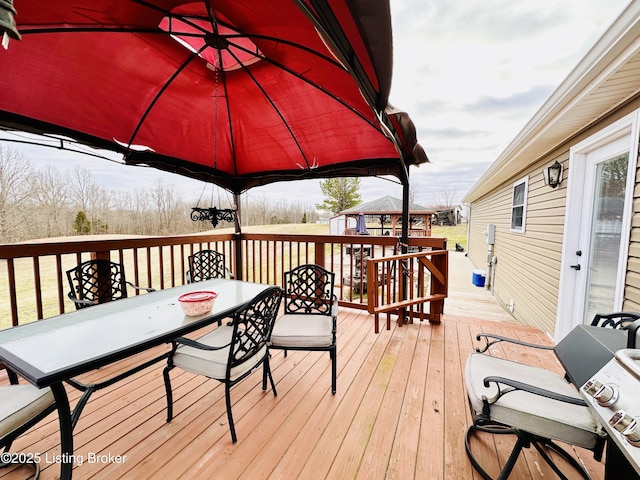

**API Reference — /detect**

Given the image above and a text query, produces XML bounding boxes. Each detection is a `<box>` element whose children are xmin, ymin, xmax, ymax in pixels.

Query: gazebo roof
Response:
<box><xmin>341</xmin><ymin>195</ymin><xmax>434</xmax><ymax>215</ymax></box>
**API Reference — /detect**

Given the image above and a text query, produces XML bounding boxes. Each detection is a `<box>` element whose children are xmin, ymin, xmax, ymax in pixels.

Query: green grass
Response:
<box><xmin>432</xmin><ymin>224</ymin><xmax>467</xmax><ymax>250</ymax></box>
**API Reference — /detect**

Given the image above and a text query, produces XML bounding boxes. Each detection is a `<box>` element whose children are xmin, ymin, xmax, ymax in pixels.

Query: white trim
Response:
<box><xmin>509</xmin><ymin>176</ymin><xmax>529</xmax><ymax>233</ymax></box>
<box><xmin>555</xmin><ymin>110</ymin><xmax>639</xmax><ymax>342</ymax></box>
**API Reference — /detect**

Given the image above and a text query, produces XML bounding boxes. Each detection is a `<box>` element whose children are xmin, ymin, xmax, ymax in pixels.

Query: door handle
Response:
<box><xmin>570</xmin><ymin>264</ymin><xmax>581</xmax><ymax>271</ymax></box>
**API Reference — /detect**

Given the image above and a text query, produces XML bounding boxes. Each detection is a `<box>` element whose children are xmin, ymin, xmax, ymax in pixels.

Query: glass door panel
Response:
<box><xmin>584</xmin><ymin>152</ymin><xmax>629</xmax><ymax>322</ymax></box>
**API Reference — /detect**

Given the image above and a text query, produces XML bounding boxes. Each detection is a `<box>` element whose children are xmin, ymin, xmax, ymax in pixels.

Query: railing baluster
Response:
<box><xmin>56</xmin><ymin>254</ymin><xmax>65</xmax><ymax>314</ymax></box>
<box><xmin>33</xmin><ymin>257</ymin><xmax>44</xmax><ymax>320</ymax></box>
<box><xmin>6</xmin><ymin>259</ymin><xmax>18</xmax><ymax>326</ymax></box>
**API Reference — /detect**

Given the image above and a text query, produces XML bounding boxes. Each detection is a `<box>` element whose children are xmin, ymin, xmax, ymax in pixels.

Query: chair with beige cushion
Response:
<box><xmin>464</xmin><ymin>352</ymin><xmax>606</xmax><ymax>479</ymax></box>
<box><xmin>269</xmin><ymin>264</ymin><xmax>337</xmax><ymax>394</ymax></box>
<box><xmin>1</xmin><ymin>369</ymin><xmax>56</xmax><ymax>479</ymax></box>
<box><xmin>162</xmin><ymin>286</ymin><xmax>283</xmax><ymax>443</ymax></box>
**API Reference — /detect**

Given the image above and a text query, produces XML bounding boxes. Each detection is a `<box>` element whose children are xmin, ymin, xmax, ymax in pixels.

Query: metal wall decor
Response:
<box><xmin>191</xmin><ymin>206</ymin><xmax>237</xmax><ymax>228</ymax></box>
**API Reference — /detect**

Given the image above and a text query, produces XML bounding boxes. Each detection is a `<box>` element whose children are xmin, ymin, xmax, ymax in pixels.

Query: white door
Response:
<box><xmin>556</xmin><ymin>112</ymin><xmax>639</xmax><ymax>341</ymax></box>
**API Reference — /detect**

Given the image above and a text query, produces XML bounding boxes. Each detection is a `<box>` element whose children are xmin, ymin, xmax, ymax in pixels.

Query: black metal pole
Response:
<box><xmin>399</xmin><ymin>165</ymin><xmax>410</xmax><ymax>324</ymax></box>
<box><xmin>51</xmin><ymin>383</ymin><xmax>73</xmax><ymax>479</ymax></box>
<box><xmin>401</xmin><ymin>173</ymin><xmax>409</xmax><ymax>253</ymax></box>
<box><xmin>233</xmin><ymin>192</ymin><xmax>243</xmax><ymax>280</ymax></box>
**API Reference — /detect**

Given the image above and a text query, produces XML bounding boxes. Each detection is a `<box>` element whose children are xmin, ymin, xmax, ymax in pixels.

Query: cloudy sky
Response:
<box><xmin>2</xmin><ymin>0</ymin><xmax>632</xmax><ymax>210</ymax></box>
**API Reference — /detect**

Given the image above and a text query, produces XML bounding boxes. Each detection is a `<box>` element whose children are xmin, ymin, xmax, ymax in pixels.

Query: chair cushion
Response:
<box><xmin>465</xmin><ymin>353</ymin><xmax>603</xmax><ymax>449</ymax></box>
<box><xmin>270</xmin><ymin>314</ymin><xmax>333</xmax><ymax>348</ymax></box>
<box><xmin>0</xmin><ymin>384</ymin><xmax>54</xmax><ymax>439</ymax></box>
<box><xmin>172</xmin><ymin>326</ymin><xmax>266</xmax><ymax>380</ymax></box>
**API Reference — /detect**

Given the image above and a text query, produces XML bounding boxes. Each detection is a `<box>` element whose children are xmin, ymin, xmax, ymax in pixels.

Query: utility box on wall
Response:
<box><xmin>485</xmin><ymin>224</ymin><xmax>496</xmax><ymax>245</ymax></box>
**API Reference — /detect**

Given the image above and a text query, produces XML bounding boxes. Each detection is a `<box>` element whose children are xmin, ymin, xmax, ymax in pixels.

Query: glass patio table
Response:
<box><xmin>0</xmin><ymin>278</ymin><xmax>271</xmax><ymax>480</ymax></box>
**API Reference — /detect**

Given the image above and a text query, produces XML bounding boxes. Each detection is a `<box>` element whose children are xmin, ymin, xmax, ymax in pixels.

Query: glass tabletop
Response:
<box><xmin>0</xmin><ymin>279</ymin><xmax>270</xmax><ymax>386</ymax></box>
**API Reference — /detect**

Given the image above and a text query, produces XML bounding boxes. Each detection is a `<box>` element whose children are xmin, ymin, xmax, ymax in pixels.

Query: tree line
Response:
<box><xmin>0</xmin><ymin>145</ymin><xmax>319</xmax><ymax>243</ymax></box>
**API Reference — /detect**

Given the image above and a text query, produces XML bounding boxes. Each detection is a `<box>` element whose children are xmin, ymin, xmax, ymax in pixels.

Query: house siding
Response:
<box><xmin>624</xmin><ymin>162</ymin><xmax>640</xmax><ymax>312</ymax></box>
<box><xmin>467</xmin><ymin>99</ymin><xmax>640</xmax><ymax>338</ymax></box>
<box><xmin>468</xmin><ymin>153</ymin><xmax>568</xmax><ymax>337</ymax></box>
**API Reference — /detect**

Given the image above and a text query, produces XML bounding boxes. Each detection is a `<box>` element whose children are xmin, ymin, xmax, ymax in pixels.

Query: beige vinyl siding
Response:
<box><xmin>467</xmin><ymin>153</ymin><xmax>568</xmax><ymax>336</ymax></box>
<box><xmin>623</xmin><ymin>161</ymin><xmax>640</xmax><ymax>312</ymax></box>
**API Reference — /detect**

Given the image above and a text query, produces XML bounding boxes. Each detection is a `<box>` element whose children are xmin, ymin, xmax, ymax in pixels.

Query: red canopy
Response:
<box><xmin>0</xmin><ymin>0</ymin><xmax>426</xmax><ymax>193</ymax></box>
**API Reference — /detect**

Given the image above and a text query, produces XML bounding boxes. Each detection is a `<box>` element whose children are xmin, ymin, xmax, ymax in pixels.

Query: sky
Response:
<box><xmin>1</xmin><ymin>0</ymin><xmax>632</xmax><ymax>211</ymax></box>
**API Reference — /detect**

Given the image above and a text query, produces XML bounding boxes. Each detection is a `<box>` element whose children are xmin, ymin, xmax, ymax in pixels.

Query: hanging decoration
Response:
<box><xmin>188</xmin><ymin>7</ymin><xmax>237</xmax><ymax>230</ymax></box>
<box><xmin>191</xmin><ymin>206</ymin><xmax>237</xmax><ymax>228</ymax></box>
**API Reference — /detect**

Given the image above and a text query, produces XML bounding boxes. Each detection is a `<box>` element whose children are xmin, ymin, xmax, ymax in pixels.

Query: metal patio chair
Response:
<box><xmin>1</xmin><ymin>368</ymin><xmax>57</xmax><ymax>479</ymax></box>
<box><xmin>163</xmin><ymin>286</ymin><xmax>283</xmax><ymax>443</ymax></box>
<box><xmin>186</xmin><ymin>249</ymin><xmax>234</xmax><ymax>283</ymax></box>
<box><xmin>464</xmin><ymin>312</ymin><xmax>640</xmax><ymax>479</ymax></box>
<box><xmin>464</xmin><ymin>352</ymin><xmax>606</xmax><ymax>479</ymax></box>
<box><xmin>269</xmin><ymin>264</ymin><xmax>338</xmax><ymax>394</ymax></box>
<box><xmin>66</xmin><ymin>259</ymin><xmax>155</xmax><ymax>310</ymax></box>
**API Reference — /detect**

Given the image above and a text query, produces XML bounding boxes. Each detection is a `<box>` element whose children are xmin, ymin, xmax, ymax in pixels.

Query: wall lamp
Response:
<box><xmin>543</xmin><ymin>160</ymin><xmax>564</xmax><ymax>188</ymax></box>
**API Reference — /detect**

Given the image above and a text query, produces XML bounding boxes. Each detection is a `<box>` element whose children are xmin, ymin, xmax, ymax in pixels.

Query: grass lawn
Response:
<box><xmin>432</xmin><ymin>224</ymin><xmax>467</xmax><ymax>250</ymax></box>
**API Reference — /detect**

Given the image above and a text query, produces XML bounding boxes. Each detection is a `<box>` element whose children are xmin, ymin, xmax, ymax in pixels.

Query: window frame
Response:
<box><xmin>510</xmin><ymin>176</ymin><xmax>529</xmax><ymax>233</ymax></box>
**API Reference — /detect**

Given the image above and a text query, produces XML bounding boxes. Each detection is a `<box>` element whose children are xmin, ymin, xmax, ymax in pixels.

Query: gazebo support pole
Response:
<box><xmin>399</xmin><ymin>165</ymin><xmax>410</xmax><ymax>325</ymax></box>
<box><xmin>233</xmin><ymin>192</ymin><xmax>243</xmax><ymax>280</ymax></box>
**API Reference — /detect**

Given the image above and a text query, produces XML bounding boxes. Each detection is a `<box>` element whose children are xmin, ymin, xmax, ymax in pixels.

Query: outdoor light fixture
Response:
<box><xmin>191</xmin><ymin>207</ymin><xmax>237</xmax><ymax>228</ymax></box>
<box><xmin>543</xmin><ymin>160</ymin><xmax>564</xmax><ymax>188</ymax></box>
<box><xmin>0</xmin><ymin>0</ymin><xmax>20</xmax><ymax>49</ymax></box>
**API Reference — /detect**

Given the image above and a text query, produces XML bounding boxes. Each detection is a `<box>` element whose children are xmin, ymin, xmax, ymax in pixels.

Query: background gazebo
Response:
<box><xmin>340</xmin><ymin>195</ymin><xmax>434</xmax><ymax>237</ymax></box>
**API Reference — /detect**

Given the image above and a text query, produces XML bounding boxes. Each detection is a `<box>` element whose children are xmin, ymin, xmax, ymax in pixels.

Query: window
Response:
<box><xmin>510</xmin><ymin>176</ymin><xmax>528</xmax><ymax>232</ymax></box>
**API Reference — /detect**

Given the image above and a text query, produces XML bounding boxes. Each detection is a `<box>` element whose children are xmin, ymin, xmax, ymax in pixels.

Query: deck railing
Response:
<box><xmin>0</xmin><ymin>232</ymin><xmax>447</xmax><ymax>329</ymax></box>
<box><xmin>366</xmin><ymin>250</ymin><xmax>448</xmax><ymax>333</ymax></box>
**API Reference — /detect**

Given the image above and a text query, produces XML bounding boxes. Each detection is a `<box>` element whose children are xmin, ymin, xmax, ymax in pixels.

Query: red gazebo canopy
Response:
<box><xmin>0</xmin><ymin>0</ymin><xmax>427</xmax><ymax>193</ymax></box>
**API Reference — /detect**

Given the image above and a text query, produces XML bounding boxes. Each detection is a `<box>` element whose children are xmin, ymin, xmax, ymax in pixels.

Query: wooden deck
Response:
<box><xmin>1</xmin><ymin>305</ymin><xmax>604</xmax><ymax>479</ymax></box>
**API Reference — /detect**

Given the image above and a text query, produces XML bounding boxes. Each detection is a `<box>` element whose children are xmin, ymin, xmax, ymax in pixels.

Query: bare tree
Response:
<box><xmin>68</xmin><ymin>166</ymin><xmax>97</xmax><ymax>212</ymax></box>
<box><xmin>0</xmin><ymin>146</ymin><xmax>34</xmax><ymax>241</ymax></box>
<box><xmin>150</xmin><ymin>181</ymin><xmax>182</xmax><ymax>234</ymax></box>
<box><xmin>30</xmin><ymin>165</ymin><xmax>71</xmax><ymax>238</ymax></box>
<box><xmin>435</xmin><ymin>188</ymin><xmax>459</xmax><ymax>208</ymax></box>
<box><xmin>409</xmin><ymin>178</ymin><xmax>422</xmax><ymax>204</ymax></box>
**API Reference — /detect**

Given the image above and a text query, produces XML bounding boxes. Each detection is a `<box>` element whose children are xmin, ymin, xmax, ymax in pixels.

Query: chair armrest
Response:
<box><xmin>126</xmin><ymin>281</ymin><xmax>156</xmax><ymax>293</ymax></box>
<box><xmin>172</xmin><ymin>336</ymin><xmax>231</xmax><ymax>351</ymax></box>
<box><xmin>67</xmin><ymin>293</ymin><xmax>97</xmax><ymax>307</ymax></box>
<box><xmin>483</xmin><ymin>375</ymin><xmax>587</xmax><ymax>406</ymax></box>
<box><xmin>591</xmin><ymin>311</ymin><xmax>640</xmax><ymax>329</ymax></box>
<box><xmin>475</xmin><ymin>333</ymin><xmax>554</xmax><ymax>353</ymax></box>
<box><xmin>331</xmin><ymin>295</ymin><xmax>339</xmax><ymax>319</ymax></box>
<box><xmin>628</xmin><ymin>319</ymin><xmax>640</xmax><ymax>348</ymax></box>
<box><xmin>225</xmin><ymin>268</ymin><xmax>235</xmax><ymax>280</ymax></box>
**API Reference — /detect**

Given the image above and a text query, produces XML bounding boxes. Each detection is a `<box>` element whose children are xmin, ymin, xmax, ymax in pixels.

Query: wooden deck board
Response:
<box><xmin>1</xmin><ymin>310</ymin><xmax>605</xmax><ymax>480</ymax></box>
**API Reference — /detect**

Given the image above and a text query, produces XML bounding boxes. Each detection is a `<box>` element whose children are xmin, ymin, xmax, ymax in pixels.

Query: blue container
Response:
<box><xmin>472</xmin><ymin>270</ymin><xmax>486</xmax><ymax>287</ymax></box>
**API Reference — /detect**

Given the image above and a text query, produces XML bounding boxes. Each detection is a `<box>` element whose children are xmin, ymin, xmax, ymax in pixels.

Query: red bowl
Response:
<box><xmin>178</xmin><ymin>291</ymin><xmax>218</xmax><ymax>316</ymax></box>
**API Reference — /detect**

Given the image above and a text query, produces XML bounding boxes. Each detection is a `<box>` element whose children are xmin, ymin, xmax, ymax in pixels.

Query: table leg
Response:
<box><xmin>51</xmin><ymin>383</ymin><xmax>74</xmax><ymax>480</ymax></box>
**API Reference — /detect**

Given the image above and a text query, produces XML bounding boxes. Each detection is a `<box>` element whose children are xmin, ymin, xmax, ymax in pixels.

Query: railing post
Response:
<box><xmin>234</xmin><ymin>233</ymin><xmax>243</xmax><ymax>281</ymax></box>
<box><xmin>87</xmin><ymin>250</ymin><xmax>113</xmax><ymax>303</ymax></box>
<box><xmin>429</xmin><ymin>250</ymin><xmax>448</xmax><ymax>323</ymax></box>
<box><xmin>314</xmin><ymin>240</ymin><xmax>326</xmax><ymax>267</ymax></box>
